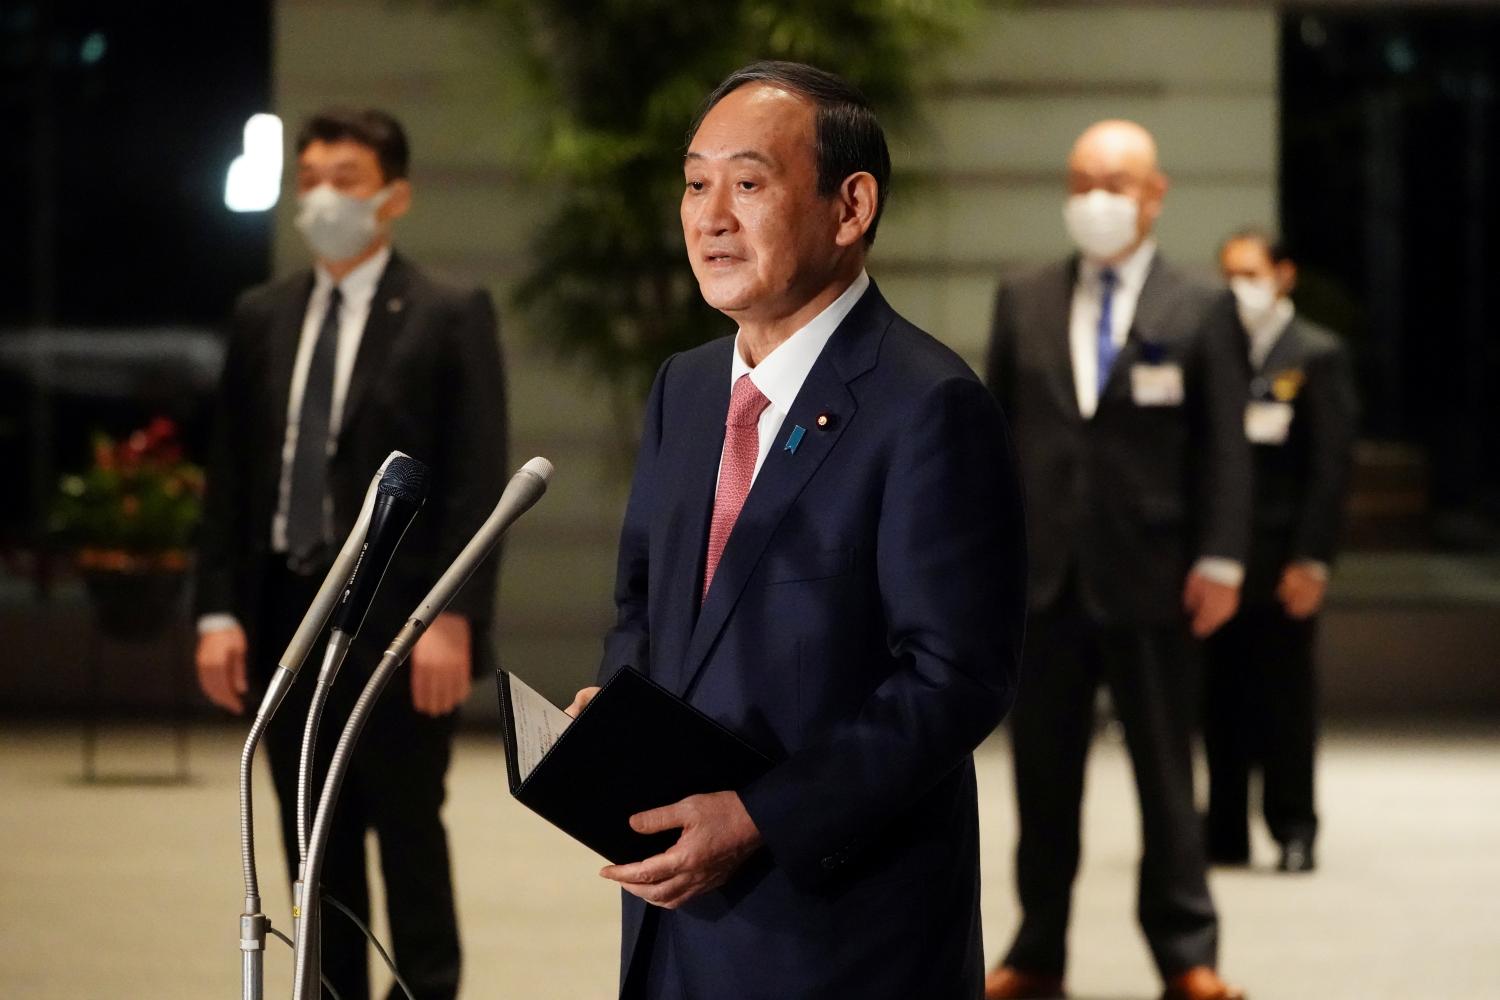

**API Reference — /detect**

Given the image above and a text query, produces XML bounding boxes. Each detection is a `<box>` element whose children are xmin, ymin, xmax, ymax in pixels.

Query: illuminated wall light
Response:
<box><xmin>224</xmin><ymin>113</ymin><xmax>283</xmax><ymax>213</ymax></box>
<box><xmin>80</xmin><ymin>32</ymin><xmax>107</xmax><ymax>65</ymax></box>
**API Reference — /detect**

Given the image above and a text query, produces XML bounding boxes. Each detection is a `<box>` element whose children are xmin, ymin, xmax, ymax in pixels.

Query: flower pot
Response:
<box><xmin>77</xmin><ymin>549</ymin><xmax>191</xmax><ymax>641</ymax></box>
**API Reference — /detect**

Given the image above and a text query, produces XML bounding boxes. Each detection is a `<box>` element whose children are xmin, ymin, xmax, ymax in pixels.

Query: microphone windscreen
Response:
<box><xmin>378</xmin><ymin>454</ymin><xmax>431</xmax><ymax>505</ymax></box>
<box><xmin>519</xmin><ymin>456</ymin><xmax>554</xmax><ymax>485</ymax></box>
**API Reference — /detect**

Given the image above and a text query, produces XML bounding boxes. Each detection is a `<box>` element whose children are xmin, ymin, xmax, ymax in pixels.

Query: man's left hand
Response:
<box><xmin>411</xmin><ymin>612</ymin><xmax>472</xmax><ymax>716</ymax></box>
<box><xmin>1277</xmin><ymin>563</ymin><xmax>1328</xmax><ymax>620</ymax></box>
<box><xmin>599</xmin><ymin>791</ymin><xmax>763</xmax><ymax>909</ymax></box>
<box><xmin>1183</xmin><ymin>570</ymin><xmax>1240</xmax><ymax>639</ymax></box>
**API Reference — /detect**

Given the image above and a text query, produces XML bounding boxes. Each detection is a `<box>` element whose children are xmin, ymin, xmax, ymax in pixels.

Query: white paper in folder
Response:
<box><xmin>506</xmin><ymin>673</ymin><xmax>574</xmax><ymax>781</ymax></box>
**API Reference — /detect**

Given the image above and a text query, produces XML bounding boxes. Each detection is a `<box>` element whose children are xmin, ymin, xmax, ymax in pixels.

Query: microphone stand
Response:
<box><xmin>291</xmin><ymin>458</ymin><xmax>552</xmax><ymax>1000</ymax></box>
<box><xmin>234</xmin><ymin>455</ymin><xmax>398</xmax><ymax>1000</ymax></box>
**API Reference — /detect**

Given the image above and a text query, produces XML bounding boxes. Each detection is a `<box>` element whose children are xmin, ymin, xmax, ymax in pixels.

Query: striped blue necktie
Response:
<box><xmin>1096</xmin><ymin>268</ymin><xmax>1119</xmax><ymax>396</ymax></box>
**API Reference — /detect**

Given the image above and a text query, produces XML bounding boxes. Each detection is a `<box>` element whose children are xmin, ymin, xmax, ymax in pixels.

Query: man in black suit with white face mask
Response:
<box><xmin>1204</xmin><ymin>230</ymin><xmax>1358</xmax><ymax>876</ymax></box>
<box><xmin>195</xmin><ymin>108</ymin><xmax>507</xmax><ymax>1000</ymax></box>
<box><xmin>984</xmin><ymin>120</ymin><xmax>1251</xmax><ymax>1000</ymax></box>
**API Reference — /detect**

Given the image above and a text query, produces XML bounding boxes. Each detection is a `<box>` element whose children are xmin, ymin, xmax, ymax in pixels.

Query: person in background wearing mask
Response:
<box><xmin>983</xmin><ymin>120</ymin><xmax>1251</xmax><ymax>1000</ymax></box>
<box><xmin>1206</xmin><ymin>229</ymin><xmax>1358</xmax><ymax>875</ymax></box>
<box><xmin>194</xmin><ymin>108</ymin><xmax>507</xmax><ymax>1000</ymax></box>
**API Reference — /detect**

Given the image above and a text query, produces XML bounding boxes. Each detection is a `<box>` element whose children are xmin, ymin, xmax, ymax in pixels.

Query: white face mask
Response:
<box><xmin>1063</xmin><ymin>190</ymin><xmax>1140</xmax><ymax>262</ymax></box>
<box><xmin>1229</xmin><ymin>276</ymin><xmax>1281</xmax><ymax>329</ymax></box>
<box><xmin>295</xmin><ymin>183</ymin><xmax>392</xmax><ymax>263</ymax></box>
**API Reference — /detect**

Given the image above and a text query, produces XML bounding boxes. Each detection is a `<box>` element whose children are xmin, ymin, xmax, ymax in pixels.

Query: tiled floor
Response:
<box><xmin>1</xmin><ymin>721</ymin><xmax>1496</xmax><ymax>999</ymax></box>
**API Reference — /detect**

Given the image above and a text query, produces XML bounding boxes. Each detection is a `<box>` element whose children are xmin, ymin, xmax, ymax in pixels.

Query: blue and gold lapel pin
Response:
<box><xmin>784</xmin><ymin>424</ymin><xmax>806</xmax><ymax>455</ymax></box>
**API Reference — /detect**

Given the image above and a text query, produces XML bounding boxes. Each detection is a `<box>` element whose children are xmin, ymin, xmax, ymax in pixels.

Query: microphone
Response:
<box><xmin>330</xmin><ymin>453</ymin><xmax>430</xmax><ymax>636</ymax></box>
<box><xmin>273</xmin><ymin>451</ymin><xmax>409</xmax><ymax>684</ymax></box>
<box><xmin>295</xmin><ymin>455</ymin><xmax>428</xmax><ymax>880</ymax></box>
<box><xmin>292</xmin><ymin>457</ymin><xmax>552</xmax><ymax>1000</ymax></box>
<box><xmin>236</xmin><ymin>450</ymin><xmax>406</xmax><ymax>1000</ymax></box>
<box><xmin>387</xmin><ymin>455</ymin><xmax>551</xmax><ymax>660</ymax></box>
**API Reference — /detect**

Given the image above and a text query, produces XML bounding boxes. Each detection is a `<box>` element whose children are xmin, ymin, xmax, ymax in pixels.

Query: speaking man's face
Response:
<box><xmin>681</xmin><ymin>84</ymin><xmax>844</xmax><ymax>325</ymax></box>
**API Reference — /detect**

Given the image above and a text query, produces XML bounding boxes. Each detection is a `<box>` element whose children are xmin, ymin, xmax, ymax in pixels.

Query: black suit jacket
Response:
<box><xmin>195</xmin><ymin>252</ymin><xmax>508</xmax><ymax>674</ymax></box>
<box><xmin>1242</xmin><ymin>316</ymin><xmax>1359</xmax><ymax>604</ymax></box>
<box><xmin>985</xmin><ymin>253</ymin><xmax>1252</xmax><ymax>625</ymax></box>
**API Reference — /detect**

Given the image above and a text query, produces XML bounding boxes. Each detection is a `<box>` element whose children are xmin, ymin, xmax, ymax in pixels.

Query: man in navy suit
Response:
<box><xmin>568</xmin><ymin>62</ymin><xmax>1027</xmax><ymax>999</ymax></box>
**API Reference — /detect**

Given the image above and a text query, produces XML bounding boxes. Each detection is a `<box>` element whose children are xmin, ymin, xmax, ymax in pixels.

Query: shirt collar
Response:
<box><xmin>1247</xmin><ymin>297</ymin><xmax>1297</xmax><ymax>359</ymax></box>
<box><xmin>730</xmin><ymin>269</ymin><xmax>870</xmax><ymax>413</ymax></box>
<box><xmin>314</xmin><ymin>244</ymin><xmax>392</xmax><ymax>307</ymax></box>
<box><xmin>1079</xmin><ymin>238</ymin><xmax>1156</xmax><ymax>293</ymax></box>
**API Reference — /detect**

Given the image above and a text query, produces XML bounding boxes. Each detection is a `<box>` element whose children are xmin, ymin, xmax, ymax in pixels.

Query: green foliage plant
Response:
<box><xmin>462</xmin><ymin>0</ymin><xmax>971</xmax><ymax>404</ymax></box>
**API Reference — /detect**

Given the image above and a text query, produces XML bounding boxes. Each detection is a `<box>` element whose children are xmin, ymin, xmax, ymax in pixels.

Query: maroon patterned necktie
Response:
<box><xmin>703</xmin><ymin>374</ymin><xmax>770</xmax><ymax>602</ymax></box>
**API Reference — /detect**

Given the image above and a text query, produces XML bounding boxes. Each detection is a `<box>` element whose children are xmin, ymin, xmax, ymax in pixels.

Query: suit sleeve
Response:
<box><xmin>434</xmin><ymin>288</ymin><xmax>508</xmax><ymax>623</ymax></box>
<box><xmin>1293</xmin><ymin>343</ymin><xmax>1359</xmax><ymax>563</ymax></box>
<box><xmin>193</xmin><ymin>295</ymin><xmax>256</xmax><ymax>619</ymax></box>
<box><xmin>1189</xmin><ymin>291</ymin><xmax>1253</xmax><ymax>565</ymax></box>
<box><xmin>737</xmin><ymin>375</ymin><xmax>1027</xmax><ymax>887</ymax></box>
<box><xmin>596</xmin><ymin>358</ymin><xmax>672</xmax><ymax>684</ymax></box>
<box><xmin>983</xmin><ymin>281</ymin><xmax>1016</xmax><ymax>408</ymax></box>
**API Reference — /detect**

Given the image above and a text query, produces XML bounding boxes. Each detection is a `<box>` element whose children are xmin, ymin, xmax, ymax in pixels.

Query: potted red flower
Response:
<box><xmin>50</xmin><ymin>417</ymin><xmax>204</xmax><ymax>640</ymax></box>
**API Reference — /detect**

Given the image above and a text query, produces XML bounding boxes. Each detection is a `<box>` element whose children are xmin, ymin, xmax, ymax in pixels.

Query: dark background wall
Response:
<box><xmin>1</xmin><ymin>0</ymin><xmax>1497</xmax><ymax>723</ymax></box>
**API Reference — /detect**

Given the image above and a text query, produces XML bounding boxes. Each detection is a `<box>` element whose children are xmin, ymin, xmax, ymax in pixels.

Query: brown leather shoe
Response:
<box><xmin>984</xmin><ymin>965</ymin><xmax>1066</xmax><ymax>999</ymax></box>
<box><xmin>1161</xmin><ymin>966</ymin><xmax>1246</xmax><ymax>1000</ymax></box>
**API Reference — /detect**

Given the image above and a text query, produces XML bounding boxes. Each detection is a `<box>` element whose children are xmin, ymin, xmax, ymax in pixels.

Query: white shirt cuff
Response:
<box><xmin>1292</xmin><ymin>560</ymin><xmax>1331</xmax><ymax>581</ymax></box>
<box><xmin>1192</xmin><ymin>557</ymin><xmax>1245</xmax><ymax>588</ymax></box>
<box><xmin>197</xmin><ymin>613</ymin><xmax>242</xmax><ymax>636</ymax></box>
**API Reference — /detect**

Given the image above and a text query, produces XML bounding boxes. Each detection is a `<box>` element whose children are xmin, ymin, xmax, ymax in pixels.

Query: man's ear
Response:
<box><xmin>380</xmin><ymin>178</ymin><xmax>413</xmax><ymax>223</ymax></box>
<box><xmin>1275</xmin><ymin>258</ymin><xmax>1298</xmax><ymax>296</ymax></box>
<box><xmin>833</xmin><ymin>172</ymin><xmax>879</xmax><ymax>248</ymax></box>
<box><xmin>1138</xmin><ymin>170</ymin><xmax>1169</xmax><ymax>232</ymax></box>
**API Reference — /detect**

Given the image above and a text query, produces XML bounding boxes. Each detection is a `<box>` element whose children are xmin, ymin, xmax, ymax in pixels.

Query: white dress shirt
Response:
<box><xmin>1245</xmin><ymin>297</ymin><xmax>1296</xmax><ymax>371</ymax></box>
<box><xmin>1070</xmin><ymin>239</ymin><xmax>1156</xmax><ymax>419</ymax></box>
<box><xmin>725</xmin><ymin>269</ymin><xmax>869</xmax><ymax>487</ymax></box>
<box><xmin>272</xmin><ymin>245</ymin><xmax>391</xmax><ymax>553</ymax></box>
<box><xmin>198</xmin><ymin>246</ymin><xmax>390</xmax><ymax>636</ymax></box>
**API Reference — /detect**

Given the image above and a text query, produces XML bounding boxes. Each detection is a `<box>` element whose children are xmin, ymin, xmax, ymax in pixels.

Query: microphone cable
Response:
<box><xmin>263</xmin><ymin>889</ymin><xmax>417</xmax><ymax>1000</ymax></box>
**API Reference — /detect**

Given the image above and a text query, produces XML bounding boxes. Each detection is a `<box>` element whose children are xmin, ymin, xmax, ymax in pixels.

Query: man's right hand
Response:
<box><xmin>196</xmin><ymin>625</ymin><xmax>249</xmax><ymax>715</ymax></box>
<box><xmin>565</xmin><ymin>686</ymin><xmax>601</xmax><ymax>719</ymax></box>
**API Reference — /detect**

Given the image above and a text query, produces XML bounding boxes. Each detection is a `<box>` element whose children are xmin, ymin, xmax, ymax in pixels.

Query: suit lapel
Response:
<box><xmin>673</xmin><ymin>286</ymin><xmax>887</xmax><ymax>700</ymax></box>
<box><xmin>1258</xmin><ymin>317</ymin><xmax>1302</xmax><ymax>375</ymax></box>
<box><xmin>338</xmin><ymin>253</ymin><xmax>412</xmax><ymax>445</ymax></box>
<box><xmin>266</xmin><ymin>272</ymin><xmax>315</xmax><ymax>440</ymax></box>
<box><xmin>653</xmin><ymin>355</ymin><xmax>731</xmax><ymax>695</ymax></box>
<box><xmin>1045</xmin><ymin>259</ymin><xmax>1083</xmax><ymax>421</ymax></box>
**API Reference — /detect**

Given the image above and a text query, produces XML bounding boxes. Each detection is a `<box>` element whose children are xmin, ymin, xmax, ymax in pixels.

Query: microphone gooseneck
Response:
<box><xmin>291</xmin><ymin>457</ymin><xmax>553</xmax><ymax>1000</ymax></box>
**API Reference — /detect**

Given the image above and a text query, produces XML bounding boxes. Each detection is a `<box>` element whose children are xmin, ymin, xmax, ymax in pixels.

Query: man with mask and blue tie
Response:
<box><xmin>1204</xmin><ymin>230</ymin><xmax>1358</xmax><ymax>875</ymax></box>
<box><xmin>983</xmin><ymin>120</ymin><xmax>1252</xmax><ymax>1000</ymax></box>
<box><xmin>195</xmin><ymin>108</ymin><xmax>507</xmax><ymax>1000</ymax></box>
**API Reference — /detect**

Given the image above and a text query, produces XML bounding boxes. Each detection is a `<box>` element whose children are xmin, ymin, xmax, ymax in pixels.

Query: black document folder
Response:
<box><xmin>497</xmin><ymin>666</ymin><xmax>774</xmax><ymax>864</ymax></box>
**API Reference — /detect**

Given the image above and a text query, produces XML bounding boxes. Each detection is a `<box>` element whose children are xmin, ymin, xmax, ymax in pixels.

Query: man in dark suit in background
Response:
<box><xmin>194</xmin><ymin>108</ymin><xmax>507</xmax><ymax>1000</ymax></box>
<box><xmin>1205</xmin><ymin>230</ymin><xmax>1358</xmax><ymax>875</ymax></box>
<box><xmin>984</xmin><ymin>120</ymin><xmax>1251</xmax><ymax>1000</ymax></box>
<box><xmin>567</xmin><ymin>61</ymin><xmax>1027</xmax><ymax>999</ymax></box>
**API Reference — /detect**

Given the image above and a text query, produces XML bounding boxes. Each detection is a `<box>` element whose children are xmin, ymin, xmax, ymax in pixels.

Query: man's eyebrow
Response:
<box><xmin>684</xmin><ymin>150</ymin><xmax>778</xmax><ymax>168</ymax></box>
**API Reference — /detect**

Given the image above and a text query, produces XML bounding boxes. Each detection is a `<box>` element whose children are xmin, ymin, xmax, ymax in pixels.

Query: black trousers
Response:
<box><xmin>255</xmin><ymin>560</ymin><xmax>462</xmax><ymax>1000</ymax></box>
<box><xmin>1004</xmin><ymin>590</ymin><xmax>1217</xmax><ymax>980</ymax></box>
<box><xmin>1202</xmin><ymin>603</ymin><xmax>1319</xmax><ymax>853</ymax></box>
